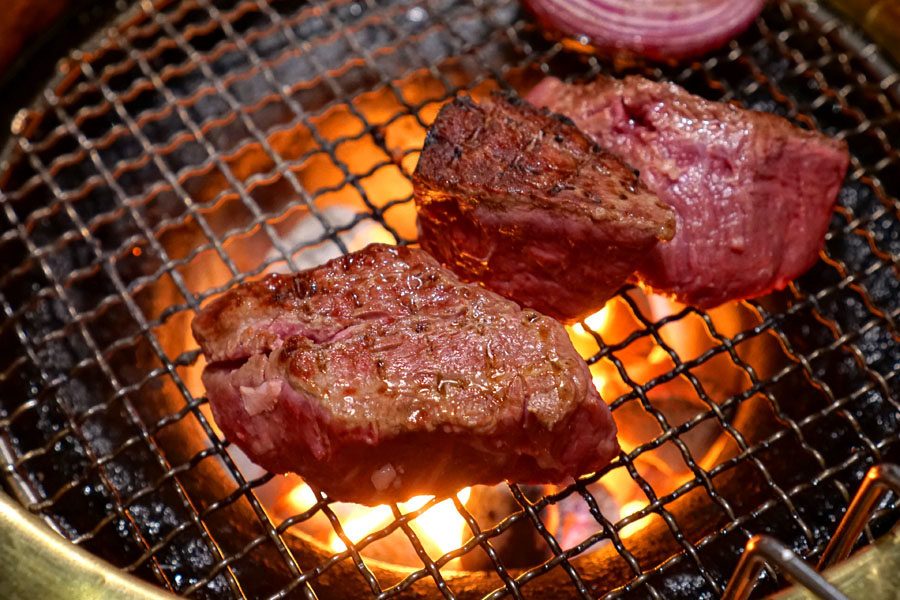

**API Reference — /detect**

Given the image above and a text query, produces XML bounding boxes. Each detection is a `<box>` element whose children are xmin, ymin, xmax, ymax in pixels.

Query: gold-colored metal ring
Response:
<box><xmin>0</xmin><ymin>492</ymin><xmax>173</xmax><ymax>600</ymax></box>
<box><xmin>824</xmin><ymin>0</ymin><xmax>900</xmax><ymax>65</ymax></box>
<box><xmin>5</xmin><ymin>483</ymin><xmax>900</xmax><ymax>600</ymax></box>
<box><xmin>771</xmin><ymin>524</ymin><xmax>900</xmax><ymax>600</ymax></box>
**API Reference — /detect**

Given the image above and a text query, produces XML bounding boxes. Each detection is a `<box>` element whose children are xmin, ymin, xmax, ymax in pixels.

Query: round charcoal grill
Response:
<box><xmin>1</xmin><ymin>0</ymin><xmax>900</xmax><ymax>598</ymax></box>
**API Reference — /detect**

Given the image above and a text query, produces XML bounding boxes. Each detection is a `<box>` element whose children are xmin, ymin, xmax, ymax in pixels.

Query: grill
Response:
<box><xmin>1</xmin><ymin>0</ymin><xmax>900</xmax><ymax>598</ymax></box>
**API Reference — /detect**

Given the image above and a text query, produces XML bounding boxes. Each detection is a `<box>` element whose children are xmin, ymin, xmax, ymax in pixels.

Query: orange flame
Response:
<box><xmin>282</xmin><ymin>483</ymin><xmax>473</xmax><ymax>566</ymax></box>
<box><xmin>328</xmin><ymin>489</ymin><xmax>472</xmax><ymax>558</ymax></box>
<box><xmin>618</xmin><ymin>500</ymin><xmax>651</xmax><ymax>537</ymax></box>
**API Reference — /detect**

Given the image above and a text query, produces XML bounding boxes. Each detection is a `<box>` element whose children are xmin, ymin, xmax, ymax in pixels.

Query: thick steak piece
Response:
<box><xmin>413</xmin><ymin>93</ymin><xmax>674</xmax><ymax>324</ymax></box>
<box><xmin>191</xmin><ymin>244</ymin><xmax>619</xmax><ymax>505</ymax></box>
<box><xmin>527</xmin><ymin>76</ymin><xmax>850</xmax><ymax>309</ymax></box>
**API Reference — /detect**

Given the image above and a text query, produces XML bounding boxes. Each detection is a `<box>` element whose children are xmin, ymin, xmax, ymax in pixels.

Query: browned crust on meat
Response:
<box><xmin>411</xmin><ymin>93</ymin><xmax>676</xmax><ymax>322</ymax></box>
<box><xmin>192</xmin><ymin>244</ymin><xmax>620</xmax><ymax>503</ymax></box>
<box><xmin>192</xmin><ymin>244</ymin><xmax>597</xmax><ymax>434</ymax></box>
<box><xmin>414</xmin><ymin>93</ymin><xmax>675</xmax><ymax>242</ymax></box>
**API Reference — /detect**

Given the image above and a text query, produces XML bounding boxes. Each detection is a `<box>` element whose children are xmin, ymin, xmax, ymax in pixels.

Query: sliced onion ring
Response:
<box><xmin>522</xmin><ymin>0</ymin><xmax>766</xmax><ymax>60</ymax></box>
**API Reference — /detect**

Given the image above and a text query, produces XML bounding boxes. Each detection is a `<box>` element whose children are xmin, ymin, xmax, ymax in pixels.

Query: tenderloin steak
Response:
<box><xmin>413</xmin><ymin>93</ymin><xmax>674</xmax><ymax>324</ymax></box>
<box><xmin>527</xmin><ymin>76</ymin><xmax>850</xmax><ymax>308</ymax></box>
<box><xmin>191</xmin><ymin>244</ymin><xmax>619</xmax><ymax>505</ymax></box>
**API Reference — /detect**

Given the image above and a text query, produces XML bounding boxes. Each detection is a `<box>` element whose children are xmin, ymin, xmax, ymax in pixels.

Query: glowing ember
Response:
<box><xmin>331</xmin><ymin>505</ymin><xmax>395</xmax><ymax>552</ymax></box>
<box><xmin>646</xmin><ymin>345</ymin><xmax>670</xmax><ymax>365</ymax></box>
<box><xmin>618</xmin><ymin>500</ymin><xmax>651</xmax><ymax>538</ymax></box>
<box><xmin>287</xmin><ymin>482</ymin><xmax>318</xmax><ymax>512</ymax></box>
<box><xmin>584</xmin><ymin>306</ymin><xmax>611</xmax><ymax>332</ymax></box>
<box><xmin>329</xmin><ymin>489</ymin><xmax>472</xmax><ymax>556</ymax></box>
<box><xmin>404</xmin><ymin>489</ymin><xmax>472</xmax><ymax>557</ymax></box>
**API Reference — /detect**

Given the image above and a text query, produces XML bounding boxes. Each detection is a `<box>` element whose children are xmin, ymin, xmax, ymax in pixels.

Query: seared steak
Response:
<box><xmin>527</xmin><ymin>76</ymin><xmax>850</xmax><ymax>308</ymax></box>
<box><xmin>413</xmin><ymin>93</ymin><xmax>674</xmax><ymax>324</ymax></box>
<box><xmin>192</xmin><ymin>244</ymin><xmax>619</xmax><ymax>505</ymax></box>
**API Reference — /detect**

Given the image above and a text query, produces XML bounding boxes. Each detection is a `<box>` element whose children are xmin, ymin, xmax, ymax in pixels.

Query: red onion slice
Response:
<box><xmin>522</xmin><ymin>0</ymin><xmax>766</xmax><ymax>60</ymax></box>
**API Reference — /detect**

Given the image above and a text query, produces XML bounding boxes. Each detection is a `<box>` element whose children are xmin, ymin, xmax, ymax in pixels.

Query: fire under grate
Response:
<box><xmin>1</xmin><ymin>0</ymin><xmax>900</xmax><ymax>598</ymax></box>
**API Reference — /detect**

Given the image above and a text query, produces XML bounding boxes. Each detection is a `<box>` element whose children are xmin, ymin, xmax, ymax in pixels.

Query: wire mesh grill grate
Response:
<box><xmin>1</xmin><ymin>0</ymin><xmax>900</xmax><ymax>598</ymax></box>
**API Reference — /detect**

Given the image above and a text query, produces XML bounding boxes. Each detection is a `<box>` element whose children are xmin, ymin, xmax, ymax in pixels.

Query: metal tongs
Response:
<box><xmin>722</xmin><ymin>463</ymin><xmax>900</xmax><ymax>600</ymax></box>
